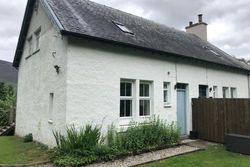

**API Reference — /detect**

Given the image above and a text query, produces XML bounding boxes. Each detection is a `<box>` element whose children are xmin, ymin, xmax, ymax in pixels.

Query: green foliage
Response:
<box><xmin>53</xmin><ymin>125</ymin><xmax>102</xmax><ymax>153</ymax></box>
<box><xmin>0</xmin><ymin>82</ymin><xmax>16</xmax><ymax>126</ymax></box>
<box><xmin>50</xmin><ymin>124</ymin><xmax>115</xmax><ymax>166</ymax></box>
<box><xmin>107</xmin><ymin>117</ymin><xmax>181</xmax><ymax>154</ymax></box>
<box><xmin>24</xmin><ymin>133</ymin><xmax>33</xmax><ymax>143</ymax></box>
<box><xmin>236</xmin><ymin>57</ymin><xmax>250</xmax><ymax>66</ymax></box>
<box><xmin>50</xmin><ymin>118</ymin><xmax>180</xmax><ymax>166</ymax></box>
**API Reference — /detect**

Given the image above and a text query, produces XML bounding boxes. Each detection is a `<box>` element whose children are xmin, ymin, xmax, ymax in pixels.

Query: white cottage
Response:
<box><xmin>13</xmin><ymin>0</ymin><xmax>250</xmax><ymax>147</ymax></box>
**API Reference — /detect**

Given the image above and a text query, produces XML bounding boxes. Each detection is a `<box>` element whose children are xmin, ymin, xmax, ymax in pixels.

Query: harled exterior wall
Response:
<box><xmin>15</xmin><ymin>1</ymin><xmax>68</xmax><ymax>147</ymax></box>
<box><xmin>65</xmin><ymin>38</ymin><xmax>249</xmax><ymax>137</ymax></box>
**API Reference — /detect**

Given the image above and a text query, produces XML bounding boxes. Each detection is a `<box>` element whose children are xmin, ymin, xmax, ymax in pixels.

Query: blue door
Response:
<box><xmin>177</xmin><ymin>89</ymin><xmax>187</xmax><ymax>135</ymax></box>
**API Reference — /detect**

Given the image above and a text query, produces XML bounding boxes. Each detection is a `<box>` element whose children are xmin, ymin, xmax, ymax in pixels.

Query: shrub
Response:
<box><xmin>0</xmin><ymin>82</ymin><xmax>16</xmax><ymax>127</ymax></box>
<box><xmin>53</xmin><ymin>125</ymin><xmax>102</xmax><ymax>153</ymax></box>
<box><xmin>107</xmin><ymin>117</ymin><xmax>181</xmax><ymax>154</ymax></box>
<box><xmin>50</xmin><ymin>118</ymin><xmax>180</xmax><ymax>166</ymax></box>
<box><xmin>24</xmin><ymin>133</ymin><xmax>33</xmax><ymax>142</ymax></box>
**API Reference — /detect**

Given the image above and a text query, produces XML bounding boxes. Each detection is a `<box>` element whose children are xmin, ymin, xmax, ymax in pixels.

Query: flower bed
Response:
<box><xmin>49</xmin><ymin>117</ymin><xmax>181</xmax><ymax>167</ymax></box>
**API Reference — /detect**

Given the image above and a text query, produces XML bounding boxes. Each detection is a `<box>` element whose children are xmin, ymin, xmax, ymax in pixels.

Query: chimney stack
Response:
<box><xmin>185</xmin><ymin>14</ymin><xmax>208</xmax><ymax>40</ymax></box>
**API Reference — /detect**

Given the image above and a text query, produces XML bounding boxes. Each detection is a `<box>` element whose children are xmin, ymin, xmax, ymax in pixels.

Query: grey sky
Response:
<box><xmin>0</xmin><ymin>0</ymin><xmax>249</xmax><ymax>63</ymax></box>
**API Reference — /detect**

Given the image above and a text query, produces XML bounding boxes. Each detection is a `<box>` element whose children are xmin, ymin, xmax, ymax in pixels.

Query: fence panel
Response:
<box><xmin>192</xmin><ymin>98</ymin><xmax>250</xmax><ymax>143</ymax></box>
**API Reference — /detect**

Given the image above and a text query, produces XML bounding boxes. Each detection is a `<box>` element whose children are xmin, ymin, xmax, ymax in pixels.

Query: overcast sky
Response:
<box><xmin>0</xmin><ymin>0</ymin><xmax>249</xmax><ymax>63</ymax></box>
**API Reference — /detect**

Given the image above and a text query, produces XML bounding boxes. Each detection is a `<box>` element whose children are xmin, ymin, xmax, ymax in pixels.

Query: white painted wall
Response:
<box><xmin>15</xmin><ymin>1</ymin><xmax>68</xmax><ymax>147</ymax></box>
<box><xmin>66</xmin><ymin>38</ymin><xmax>249</xmax><ymax>136</ymax></box>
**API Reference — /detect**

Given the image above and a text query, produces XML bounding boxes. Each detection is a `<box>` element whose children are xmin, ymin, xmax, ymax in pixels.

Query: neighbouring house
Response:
<box><xmin>13</xmin><ymin>0</ymin><xmax>250</xmax><ymax>147</ymax></box>
<box><xmin>0</xmin><ymin>60</ymin><xmax>18</xmax><ymax>85</ymax></box>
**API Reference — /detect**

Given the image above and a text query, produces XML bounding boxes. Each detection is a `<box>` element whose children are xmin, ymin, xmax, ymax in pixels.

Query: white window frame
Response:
<box><xmin>213</xmin><ymin>86</ymin><xmax>218</xmax><ymax>98</ymax></box>
<box><xmin>34</xmin><ymin>27</ymin><xmax>41</xmax><ymax>51</ymax></box>
<box><xmin>230</xmin><ymin>87</ymin><xmax>237</xmax><ymax>98</ymax></box>
<box><xmin>163</xmin><ymin>82</ymin><xmax>171</xmax><ymax>106</ymax></box>
<box><xmin>120</xmin><ymin>80</ymin><xmax>134</xmax><ymax>118</ymax></box>
<box><xmin>222</xmin><ymin>87</ymin><xmax>229</xmax><ymax>98</ymax></box>
<box><xmin>139</xmin><ymin>81</ymin><xmax>151</xmax><ymax>117</ymax></box>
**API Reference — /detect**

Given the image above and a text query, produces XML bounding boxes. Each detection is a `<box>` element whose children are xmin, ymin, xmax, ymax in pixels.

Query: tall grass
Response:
<box><xmin>53</xmin><ymin>125</ymin><xmax>102</xmax><ymax>153</ymax></box>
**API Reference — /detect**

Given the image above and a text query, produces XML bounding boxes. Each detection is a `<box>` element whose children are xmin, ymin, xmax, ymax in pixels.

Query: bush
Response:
<box><xmin>24</xmin><ymin>133</ymin><xmax>33</xmax><ymax>142</ymax></box>
<box><xmin>53</xmin><ymin>125</ymin><xmax>102</xmax><ymax>153</ymax></box>
<box><xmin>50</xmin><ymin>118</ymin><xmax>180</xmax><ymax>166</ymax></box>
<box><xmin>0</xmin><ymin>82</ymin><xmax>16</xmax><ymax>127</ymax></box>
<box><xmin>107</xmin><ymin>117</ymin><xmax>181</xmax><ymax>154</ymax></box>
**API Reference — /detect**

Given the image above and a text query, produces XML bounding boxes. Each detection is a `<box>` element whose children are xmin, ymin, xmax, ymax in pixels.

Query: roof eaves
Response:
<box><xmin>13</xmin><ymin>0</ymin><xmax>35</xmax><ymax>68</ymax></box>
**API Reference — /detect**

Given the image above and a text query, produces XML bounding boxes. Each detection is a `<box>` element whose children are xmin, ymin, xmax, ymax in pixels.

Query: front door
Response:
<box><xmin>177</xmin><ymin>86</ymin><xmax>187</xmax><ymax>135</ymax></box>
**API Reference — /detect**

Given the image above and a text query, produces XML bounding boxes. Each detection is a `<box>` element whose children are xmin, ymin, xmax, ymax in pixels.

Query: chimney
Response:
<box><xmin>185</xmin><ymin>14</ymin><xmax>208</xmax><ymax>40</ymax></box>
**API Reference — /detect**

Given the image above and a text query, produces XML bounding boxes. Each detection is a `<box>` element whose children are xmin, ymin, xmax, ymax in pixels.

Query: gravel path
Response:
<box><xmin>88</xmin><ymin>145</ymin><xmax>200</xmax><ymax>167</ymax></box>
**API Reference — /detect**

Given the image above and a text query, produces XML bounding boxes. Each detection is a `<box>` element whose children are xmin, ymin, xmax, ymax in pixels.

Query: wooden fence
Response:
<box><xmin>192</xmin><ymin>98</ymin><xmax>250</xmax><ymax>143</ymax></box>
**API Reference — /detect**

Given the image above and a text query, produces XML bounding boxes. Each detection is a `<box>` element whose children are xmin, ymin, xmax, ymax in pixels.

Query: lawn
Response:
<box><xmin>0</xmin><ymin>136</ymin><xmax>49</xmax><ymax>165</ymax></box>
<box><xmin>141</xmin><ymin>146</ymin><xmax>250</xmax><ymax>167</ymax></box>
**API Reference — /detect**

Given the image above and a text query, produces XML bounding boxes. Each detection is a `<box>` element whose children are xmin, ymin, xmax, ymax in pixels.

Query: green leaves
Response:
<box><xmin>50</xmin><ymin>118</ymin><xmax>181</xmax><ymax>166</ymax></box>
<box><xmin>0</xmin><ymin>82</ymin><xmax>16</xmax><ymax>126</ymax></box>
<box><xmin>107</xmin><ymin>116</ymin><xmax>181</xmax><ymax>155</ymax></box>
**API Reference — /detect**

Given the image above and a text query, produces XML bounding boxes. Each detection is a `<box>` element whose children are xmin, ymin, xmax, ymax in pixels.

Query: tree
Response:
<box><xmin>237</xmin><ymin>58</ymin><xmax>250</xmax><ymax>65</ymax></box>
<box><xmin>0</xmin><ymin>82</ymin><xmax>17</xmax><ymax>126</ymax></box>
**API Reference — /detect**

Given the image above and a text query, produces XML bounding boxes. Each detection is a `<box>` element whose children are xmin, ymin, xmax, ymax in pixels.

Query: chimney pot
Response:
<box><xmin>198</xmin><ymin>14</ymin><xmax>203</xmax><ymax>23</ymax></box>
<box><xmin>189</xmin><ymin>21</ymin><xmax>193</xmax><ymax>26</ymax></box>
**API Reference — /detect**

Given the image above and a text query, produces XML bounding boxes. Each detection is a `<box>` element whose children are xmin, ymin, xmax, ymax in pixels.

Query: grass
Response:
<box><xmin>0</xmin><ymin>136</ymin><xmax>49</xmax><ymax>165</ymax></box>
<box><xmin>141</xmin><ymin>146</ymin><xmax>250</xmax><ymax>167</ymax></box>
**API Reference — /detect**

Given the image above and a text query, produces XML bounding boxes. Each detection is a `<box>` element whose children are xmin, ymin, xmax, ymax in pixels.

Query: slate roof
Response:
<box><xmin>13</xmin><ymin>0</ymin><xmax>250</xmax><ymax>72</ymax></box>
<box><xmin>0</xmin><ymin>60</ymin><xmax>18</xmax><ymax>84</ymax></box>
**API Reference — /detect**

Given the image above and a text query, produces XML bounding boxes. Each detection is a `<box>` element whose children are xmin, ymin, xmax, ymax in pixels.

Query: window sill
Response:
<box><xmin>25</xmin><ymin>49</ymin><xmax>40</xmax><ymax>60</ymax></box>
<box><xmin>120</xmin><ymin>116</ymin><xmax>133</xmax><ymax>119</ymax></box>
<box><xmin>33</xmin><ymin>48</ymin><xmax>40</xmax><ymax>55</ymax></box>
<box><xmin>164</xmin><ymin>104</ymin><xmax>172</xmax><ymax>108</ymax></box>
<box><xmin>139</xmin><ymin>115</ymin><xmax>151</xmax><ymax>119</ymax></box>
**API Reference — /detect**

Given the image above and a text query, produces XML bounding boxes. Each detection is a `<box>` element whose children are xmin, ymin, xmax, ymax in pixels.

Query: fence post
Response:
<box><xmin>9</xmin><ymin>106</ymin><xmax>14</xmax><ymax>124</ymax></box>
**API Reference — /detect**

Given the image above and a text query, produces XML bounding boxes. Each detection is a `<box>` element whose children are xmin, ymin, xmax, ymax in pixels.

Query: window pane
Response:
<box><xmin>199</xmin><ymin>85</ymin><xmax>207</xmax><ymax>97</ymax></box>
<box><xmin>126</xmin><ymin>83</ymin><xmax>132</xmax><ymax>96</ymax></box>
<box><xmin>164</xmin><ymin>90</ymin><xmax>168</xmax><ymax>103</ymax></box>
<box><xmin>164</xmin><ymin>83</ymin><xmax>168</xmax><ymax>89</ymax></box>
<box><xmin>120</xmin><ymin>100</ymin><xmax>132</xmax><ymax>117</ymax></box>
<box><xmin>120</xmin><ymin>82</ymin><xmax>132</xmax><ymax>96</ymax></box>
<box><xmin>223</xmin><ymin>88</ymin><xmax>226</xmax><ymax>98</ymax></box>
<box><xmin>120</xmin><ymin>83</ymin><xmax>125</xmax><ymax>96</ymax></box>
<box><xmin>231</xmin><ymin>88</ymin><xmax>236</xmax><ymax>98</ymax></box>
<box><xmin>125</xmin><ymin>100</ymin><xmax>132</xmax><ymax>116</ymax></box>
<box><xmin>140</xmin><ymin>100</ymin><xmax>150</xmax><ymax>116</ymax></box>
<box><xmin>120</xmin><ymin>100</ymin><xmax>125</xmax><ymax>117</ymax></box>
<box><xmin>140</xmin><ymin>83</ymin><xmax>149</xmax><ymax>97</ymax></box>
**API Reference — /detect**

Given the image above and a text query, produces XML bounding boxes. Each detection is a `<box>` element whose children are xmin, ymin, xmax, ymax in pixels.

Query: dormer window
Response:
<box><xmin>113</xmin><ymin>21</ymin><xmax>133</xmax><ymax>35</ymax></box>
